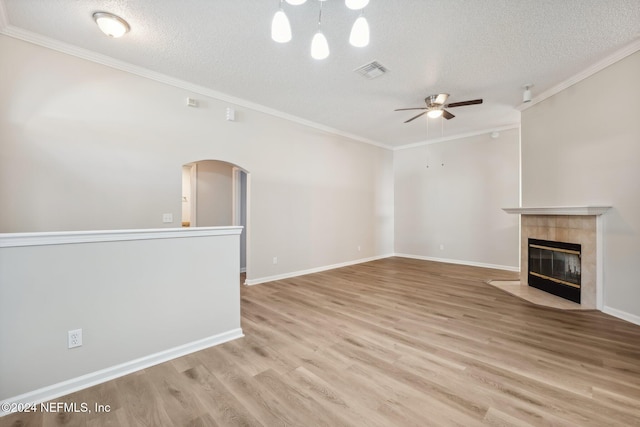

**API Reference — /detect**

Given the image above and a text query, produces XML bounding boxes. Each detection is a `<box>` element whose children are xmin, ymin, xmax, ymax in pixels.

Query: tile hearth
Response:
<box><xmin>487</xmin><ymin>280</ymin><xmax>588</xmax><ymax>310</ymax></box>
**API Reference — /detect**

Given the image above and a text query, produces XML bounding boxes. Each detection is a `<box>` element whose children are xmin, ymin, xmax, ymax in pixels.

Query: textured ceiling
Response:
<box><xmin>1</xmin><ymin>0</ymin><xmax>639</xmax><ymax>147</ymax></box>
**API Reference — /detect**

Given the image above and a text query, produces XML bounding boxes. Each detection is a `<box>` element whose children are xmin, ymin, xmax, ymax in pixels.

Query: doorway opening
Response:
<box><xmin>182</xmin><ymin>160</ymin><xmax>249</xmax><ymax>277</ymax></box>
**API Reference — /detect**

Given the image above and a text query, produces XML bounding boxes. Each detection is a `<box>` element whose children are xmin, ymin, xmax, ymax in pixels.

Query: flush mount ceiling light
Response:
<box><xmin>92</xmin><ymin>12</ymin><xmax>130</xmax><ymax>38</ymax></box>
<box><xmin>271</xmin><ymin>0</ymin><xmax>371</xmax><ymax>60</ymax></box>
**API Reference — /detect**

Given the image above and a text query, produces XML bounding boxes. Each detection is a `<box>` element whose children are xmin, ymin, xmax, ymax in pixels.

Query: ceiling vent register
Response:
<box><xmin>354</xmin><ymin>61</ymin><xmax>388</xmax><ymax>79</ymax></box>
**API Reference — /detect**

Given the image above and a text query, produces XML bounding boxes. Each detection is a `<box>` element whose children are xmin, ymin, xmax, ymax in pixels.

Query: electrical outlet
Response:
<box><xmin>68</xmin><ymin>329</ymin><xmax>82</xmax><ymax>349</ymax></box>
<box><xmin>439</xmin><ymin>244</ymin><xmax>445</xmax><ymax>251</ymax></box>
<box><xmin>273</xmin><ymin>256</ymin><xmax>278</xmax><ymax>264</ymax></box>
<box><xmin>162</xmin><ymin>213</ymin><xmax>173</xmax><ymax>223</ymax></box>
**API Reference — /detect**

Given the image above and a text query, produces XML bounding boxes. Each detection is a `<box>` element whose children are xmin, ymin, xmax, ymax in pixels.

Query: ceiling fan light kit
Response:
<box><xmin>272</xmin><ymin>0</ymin><xmax>371</xmax><ymax>59</ymax></box>
<box><xmin>395</xmin><ymin>93</ymin><xmax>483</xmax><ymax>123</ymax></box>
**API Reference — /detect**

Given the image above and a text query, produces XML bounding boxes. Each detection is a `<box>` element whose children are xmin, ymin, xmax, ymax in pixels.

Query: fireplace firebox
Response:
<box><xmin>528</xmin><ymin>238</ymin><xmax>581</xmax><ymax>303</ymax></box>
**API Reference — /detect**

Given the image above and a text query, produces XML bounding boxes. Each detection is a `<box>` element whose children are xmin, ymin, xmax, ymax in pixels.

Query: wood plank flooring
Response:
<box><xmin>2</xmin><ymin>257</ymin><xmax>640</xmax><ymax>426</ymax></box>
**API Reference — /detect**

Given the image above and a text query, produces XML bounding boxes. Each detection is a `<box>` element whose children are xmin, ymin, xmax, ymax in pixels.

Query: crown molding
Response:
<box><xmin>0</xmin><ymin>24</ymin><xmax>393</xmax><ymax>151</ymax></box>
<box><xmin>518</xmin><ymin>38</ymin><xmax>640</xmax><ymax>111</ymax></box>
<box><xmin>394</xmin><ymin>123</ymin><xmax>521</xmax><ymax>151</ymax></box>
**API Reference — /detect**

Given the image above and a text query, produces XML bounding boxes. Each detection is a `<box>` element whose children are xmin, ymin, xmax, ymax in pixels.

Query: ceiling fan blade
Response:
<box><xmin>442</xmin><ymin>109</ymin><xmax>455</xmax><ymax>120</ymax></box>
<box><xmin>404</xmin><ymin>111</ymin><xmax>428</xmax><ymax>123</ymax></box>
<box><xmin>395</xmin><ymin>107</ymin><xmax>427</xmax><ymax>111</ymax></box>
<box><xmin>445</xmin><ymin>99</ymin><xmax>483</xmax><ymax>108</ymax></box>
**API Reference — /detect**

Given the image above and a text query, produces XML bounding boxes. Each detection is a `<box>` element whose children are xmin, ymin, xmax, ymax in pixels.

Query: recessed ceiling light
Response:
<box><xmin>92</xmin><ymin>12</ymin><xmax>130</xmax><ymax>38</ymax></box>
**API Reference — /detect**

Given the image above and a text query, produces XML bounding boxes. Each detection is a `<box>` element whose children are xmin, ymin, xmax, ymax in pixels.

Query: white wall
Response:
<box><xmin>394</xmin><ymin>128</ymin><xmax>520</xmax><ymax>270</ymax></box>
<box><xmin>194</xmin><ymin>160</ymin><xmax>233</xmax><ymax>227</ymax></box>
<box><xmin>181</xmin><ymin>165</ymin><xmax>192</xmax><ymax>224</ymax></box>
<box><xmin>521</xmin><ymin>51</ymin><xmax>640</xmax><ymax>321</ymax></box>
<box><xmin>0</xmin><ymin>227</ymin><xmax>242</xmax><ymax>402</ymax></box>
<box><xmin>0</xmin><ymin>35</ymin><xmax>394</xmax><ymax>282</ymax></box>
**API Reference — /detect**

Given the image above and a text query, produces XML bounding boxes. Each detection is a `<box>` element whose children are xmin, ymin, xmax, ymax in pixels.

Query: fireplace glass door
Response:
<box><xmin>528</xmin><ymin>238</ymin><xmax>581</xmax><ymax>303</ymax></box>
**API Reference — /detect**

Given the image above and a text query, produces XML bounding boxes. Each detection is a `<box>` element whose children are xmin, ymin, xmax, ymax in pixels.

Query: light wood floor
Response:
<box><xmin>3</xmin><ymin>257</ymin><xmax>640</xmax><ymax>426</ymax></box>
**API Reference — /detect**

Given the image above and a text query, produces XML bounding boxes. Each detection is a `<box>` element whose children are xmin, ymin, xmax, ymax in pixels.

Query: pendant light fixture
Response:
<box><xmin>349</xmin><ymin>11</ymin><xmax>369</xmax><ymax>47</ymax></box>
<box><xmin>311</xmin><ymin>1</ymin><xmax>329</xmax><ymax>60</ymax></box>
<box><xmin>271</xmin><ymin>0</ymin><xmax>292</xmax><ymax>43</ymax></box>
<box><xmin>272</xmin><ymin>0</ymin><xmax>371</xmax><ymax>59</ymax></box>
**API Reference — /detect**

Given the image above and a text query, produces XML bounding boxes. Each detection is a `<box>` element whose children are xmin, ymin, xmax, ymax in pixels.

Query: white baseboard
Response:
<box><xmin>244</xmin><ymin>254</ymin><xmax>394</xmax><ymax>286</ymax></box>
<box><xmin>603</xmin><ymin>306</ymin><xmax>640</xmax><ymax>326</ymax></box>
<box><xmin>394</xmin><ymin>253</ymin><xmax>520</xmax><ymax>272</ymax></box>
<box><xmin>0</xmin><ymin>328</ymin><xmax>244</xmax><ymax>417</ymax></box>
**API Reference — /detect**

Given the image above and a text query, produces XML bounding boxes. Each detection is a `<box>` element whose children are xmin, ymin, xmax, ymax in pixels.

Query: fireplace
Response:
<box><xmin>528</xmin><ymin>238</ymin><xmax>581</xmax><ymax>303</ymax></box>
<box><xmin>502</xmin><ymin>206</ymin><xmax>611</xmax><ymax>309</ymax></box>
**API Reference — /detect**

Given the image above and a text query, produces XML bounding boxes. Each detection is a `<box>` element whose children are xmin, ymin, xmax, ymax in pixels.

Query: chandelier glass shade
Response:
<box><xmin>311</xmin><ymin>31</ymin><xmax>330</xmax><ymax>59</ymax></box>
<box><xmin>345</xmin><ymin>0</ymin><xmax>369</xmax><ymax>10</ymax></box>
<box><xmin>349</xmin><ymin>14</ymin><xmax>369</xmax><ymax>47</ymax></box>
<box><xmin>271</xmin><ymin>6</ymin><xmax>292</xmax><ymax>43</ymax></box>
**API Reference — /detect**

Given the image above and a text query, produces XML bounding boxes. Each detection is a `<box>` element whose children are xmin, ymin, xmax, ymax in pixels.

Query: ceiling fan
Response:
<box><xmin>395</xmin><ymin>94</ymin><xmax>483</xmax><ymax>123</ymax></box>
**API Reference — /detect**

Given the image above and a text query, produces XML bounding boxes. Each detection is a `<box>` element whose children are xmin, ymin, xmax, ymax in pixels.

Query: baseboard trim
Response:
<box><xmin>603</xmin><ymin>306</ymin><xmax>640</xmax><ymax>326</ymax></box>
<box><xmin>394</xmin><ymin>253</ymin><xmax>520</xmax><ymax>272</ymax></box>
<box><xmin>244</xmin><ymin>254</ymin><xmax>394</xmax><ymax>285</ymax></box>
<box><xmin>0</xmin><ymin>328</ymin><xmax>244</xmax><ymax>417</ymax></box>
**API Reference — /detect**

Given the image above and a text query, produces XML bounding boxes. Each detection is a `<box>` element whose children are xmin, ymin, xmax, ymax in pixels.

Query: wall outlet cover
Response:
<box><xmin>68</xmin><ymin>329</ymin><xmax>82</xmax><ymax>349</ymax></box>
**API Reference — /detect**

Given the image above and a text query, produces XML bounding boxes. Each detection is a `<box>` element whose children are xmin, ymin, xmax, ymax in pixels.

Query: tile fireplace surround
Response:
<box><xmin>503</xmin><ymin>206</ymin><xmax>611</xmax><ymax>310</ymax></box>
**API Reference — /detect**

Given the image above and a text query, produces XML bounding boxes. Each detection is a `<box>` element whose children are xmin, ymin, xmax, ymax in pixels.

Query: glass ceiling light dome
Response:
<box><xmin>349</xmin><ymin>14</ymin><xmax>369</xmax><ymax>47</ymax></box>
<box><xmin>92</xmin><ymin>12</ymin><xmax>130</xmax><ymax>38</ymax></box>
<box><xmin>427</xmin><ymin>109</ymin><xmax>444</xmax><ymax>119</ymax></box>
<box><xmin>311</xmin><ymin>31</ymin><xmax>330</xmax><ymax>60</ymax></box>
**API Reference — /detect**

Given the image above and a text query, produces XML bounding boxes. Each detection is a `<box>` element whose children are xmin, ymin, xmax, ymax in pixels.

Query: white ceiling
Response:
<box><xmin>1</xmin><ymin>0</ymin><xmax>639</xmax><ymax>148</ymax></box>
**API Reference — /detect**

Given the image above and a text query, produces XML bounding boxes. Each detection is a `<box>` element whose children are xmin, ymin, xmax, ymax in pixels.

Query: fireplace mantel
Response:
<box><xmin>502</xmin><ymin>206</ymin><xmax>611</xmax><ymax>216</ymax></box>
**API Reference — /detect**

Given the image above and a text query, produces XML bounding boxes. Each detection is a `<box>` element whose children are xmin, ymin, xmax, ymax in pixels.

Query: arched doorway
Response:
<box><xmin>182</xmin><ymin>160</ymin><xmax>249</xmax><ymax>277</ymax></box>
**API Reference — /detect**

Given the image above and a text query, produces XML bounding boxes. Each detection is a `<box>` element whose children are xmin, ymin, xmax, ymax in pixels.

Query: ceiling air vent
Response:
<box><xmin>354</xmin><ymin>61</ymin><xmax>388</xmax><ymax>79</ymax></box>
